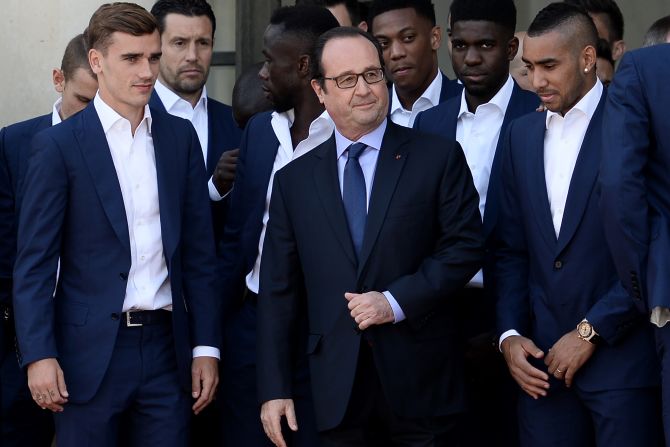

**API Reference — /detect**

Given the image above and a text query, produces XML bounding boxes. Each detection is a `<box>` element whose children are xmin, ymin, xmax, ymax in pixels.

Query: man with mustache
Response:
<box><xmin>495</xmin><ymin>3</ymin><xmax>660</xmax><ymax>446</ymax></box>
<box><xmin>150</xmin><ymin>0</ymin><xmax>241</xmax><ymax>247</ymax></box>
<box><xmin>369</xmin><ymin>0</ymin><xmax>462</xmax><ymax>127</ymax></box>
<box><xmin>218</xmin><ymin>6</ymin><xmax>338</xmax><ymax>446</ymax></box>
<box><xmin>413</xmin><ymin>0</ymin><xmax>538</xmax><ymax>444</ymax></box>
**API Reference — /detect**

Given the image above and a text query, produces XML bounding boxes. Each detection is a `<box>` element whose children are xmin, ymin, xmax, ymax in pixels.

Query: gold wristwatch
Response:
<box><xmin>577</xmin><ymin>319</ymin><xmax>602</xmax><ymax>345</ymax></box>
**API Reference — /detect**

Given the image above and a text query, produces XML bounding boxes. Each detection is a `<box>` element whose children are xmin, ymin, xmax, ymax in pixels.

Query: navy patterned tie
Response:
<box><xmin>343</xmin><ymin>142</ymin><xmax>367</xmax><ymax>258</ymax></box>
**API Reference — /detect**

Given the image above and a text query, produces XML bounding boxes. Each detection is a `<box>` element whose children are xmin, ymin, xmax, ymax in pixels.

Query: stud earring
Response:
<box><xmin>584</xmin><ymin>67</ymin><xmax>589</xmax><ymax>72</ymax></box>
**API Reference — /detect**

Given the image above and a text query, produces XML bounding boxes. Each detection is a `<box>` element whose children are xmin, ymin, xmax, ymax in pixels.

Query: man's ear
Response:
<box><xmin>89</xmin><ymin>48</ymin><xmax>103</xmax><ymax>75</ymax></box>
<box><xmin>298</xmin><ymin>55</ymin><xmax>311</xmax><ymax>78</ymax></box>
<box><xmin>53</xmin><ymin>68</ymin><xmax>65</xmax><ymax>93</ymax></box>
<box><xmin>310</xmin><ymin>79</ymin><xmax>325</xmax><ymax>104</ymax></box>
<box><xmin>508</xmin><ymin>36</ymin><xmax>519</xmax><ymax>61</ymax></box>
<box><xmin>430</xmin><ymin>25</ymin><xmax>442</xmax><ymax>51</ymax></box>
<box><xmin>611</xmin><ymin>39</ymin><xmax>626</xmax><ymax>61</ymax></box>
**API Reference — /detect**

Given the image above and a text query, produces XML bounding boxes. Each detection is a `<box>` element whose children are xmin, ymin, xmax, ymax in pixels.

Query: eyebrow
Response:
<box><xmin>522</xmin><ymin>56</ymin><xmax>558</xmax><ymax>65</ymax></box>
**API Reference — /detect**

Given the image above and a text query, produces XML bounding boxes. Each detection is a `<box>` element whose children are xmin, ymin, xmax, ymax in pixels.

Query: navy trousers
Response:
<box><xmin>517</xmin><ymin>379</ymin><xmax>661</xmax><ymax>447</ymax></box>
<box><xmin>54</xmin><ymin>316</ymin><xmax>191</xmax><ymax>447</ymax></box>
<box><xmin>656</xmin><ymin>324</ymin><xmax>670</xmax><ymax>446</ymax></box>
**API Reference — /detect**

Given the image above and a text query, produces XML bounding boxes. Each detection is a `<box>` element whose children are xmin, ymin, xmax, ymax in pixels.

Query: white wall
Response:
<box><xmin>0</xmin><ymin>0</ymin><xmax>236</xmax><ymax>127</ymax></box>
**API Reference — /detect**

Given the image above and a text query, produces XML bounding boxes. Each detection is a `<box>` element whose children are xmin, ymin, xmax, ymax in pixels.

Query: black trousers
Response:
<box><xmin>319</xmin><ymin>340</ymin><xmax>463</xmax><ymax>447</ymax></box>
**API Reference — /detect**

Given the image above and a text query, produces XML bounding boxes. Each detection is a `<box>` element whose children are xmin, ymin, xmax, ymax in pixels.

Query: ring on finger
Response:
<box><xmin>555</xmin><ymin>368</ymin><xmax>563</xmax><ymax>374</ymax></box>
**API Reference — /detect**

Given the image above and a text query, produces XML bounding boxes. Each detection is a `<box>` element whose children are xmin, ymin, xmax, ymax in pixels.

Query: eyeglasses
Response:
<box><xmin>321</xmin><ymin>68</ymin><xmax>385</xmax><ymax>89</ymax></box>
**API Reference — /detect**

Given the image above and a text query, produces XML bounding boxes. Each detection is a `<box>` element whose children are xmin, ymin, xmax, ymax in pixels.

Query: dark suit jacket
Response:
<box><xmin>219</xmin><ymin>111</ymin><xmax>278</xmax><ymax>317</ymax></box>
<box><xmin>257</xmin><ymin>121</ymin><xmax>484</xmax><ymax>431</ymax></box>
<box><xmin>12</xmin><ymin>103</ymin><xmax>221</xmax><ymax>403</ymax></box>
<box><xmin>387</xmin><ymin>72</ymin><xmax>463</xmax><ymax>115</ymax></box>
<box><xmin>495</xmin><ymin>90</ymin><xmax>658</xmax><ymax>392</ymax></box>
<box><xmin>0</xmin><ymin>114</ymin><xmax>51</xmax><ymax>307</ymax></box>
<box><xmin>149</xmin><ymin>91</ymin><xmax>242</xmax><ymax>244</ymax></box>
<box><xmin>600</xmin><ymin>45</ymin><xmax>670</xmax><ymax>311</ymax></box>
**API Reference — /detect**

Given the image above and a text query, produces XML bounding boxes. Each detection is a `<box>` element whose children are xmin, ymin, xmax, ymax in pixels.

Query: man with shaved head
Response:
<box><xmin>494</xmin><ymin>3</ymin><xmax>660</xmax><ymax>446</ymax></box>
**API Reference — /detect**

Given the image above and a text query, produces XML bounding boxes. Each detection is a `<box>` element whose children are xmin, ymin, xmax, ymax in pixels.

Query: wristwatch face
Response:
<box><xmin>578</xmin><ymin>321</ymin><xmax>593</xmax><ymax>338</ymax></box>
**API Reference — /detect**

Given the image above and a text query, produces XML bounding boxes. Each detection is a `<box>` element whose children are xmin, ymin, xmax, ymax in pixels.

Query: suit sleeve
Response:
<box><xmin>599</xmin><ymin>51</ymin><xmax>651</xmax><ymax>308</ymax></box>
<box><xmin>0</xmin><ymin>128</ymin><xmax>14</xmax><ymax>304</ymax></box>
<box><xmin>492</xmin><ymin>123</ymin><xmax>531</xmax><ymax>337</ymax></box>
<box><xmin>386</xmin><ymin>139</ymin><xmax>484</xmax><ymax>324</ymax></box>
<box><xmin>12</xmin><ymin>131</ymin><xmax>65</xmax><ymax>365</ymax></box>
<box><xmin>181</xmin><ymin>123</ymin><xmax>222</xmax><ymax>350</ymax></box>
<box><xmin>256</xmin><ymin>173</ymin><xmax>301</xmax><ymax>403</ymax></box>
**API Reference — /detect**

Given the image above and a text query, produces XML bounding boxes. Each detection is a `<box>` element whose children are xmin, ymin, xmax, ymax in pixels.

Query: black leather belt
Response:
<box><xmin>121</xmin><ymin>310</ymin><xmax>171</xmax><ymax>327</ymax></box>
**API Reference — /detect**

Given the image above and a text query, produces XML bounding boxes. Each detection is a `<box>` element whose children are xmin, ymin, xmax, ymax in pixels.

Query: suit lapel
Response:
<box><xmin>555</xmin><ymin>92</ymin><xmax>606</xmax><ymax>254</ymax></box>
<box><xmin>526</xmin><ymin>113</ymin><xmax>558</xmax><ymax>247</ymax></box>
<box><xmin>313</xmin><ymin>135</ymin><xmax>358</xmax><ymax>267</ymax></box>
<box><xmin>357</xmin><ymin>123</ymin><xmax>409</xmax><ymax>276</ymax></box>
<box><xmin>151</xmin><ymin>111</ymin><xmax>180</xmax><ymax>260</ymax></box>
<box><xmin>76</xmin><ymin>104</ymin><xmax>130</xmax><ymax>251</ymax></box>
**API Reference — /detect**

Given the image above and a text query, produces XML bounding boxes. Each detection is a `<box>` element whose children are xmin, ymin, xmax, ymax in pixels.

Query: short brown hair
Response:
<box><xmin>61</xmin><ymin>33</ymin><xmax>95</xmax><ymax>81</ymax></box>
<box><xmin>87</xmin><ymin>2</ymin><xmax>158</xmax><ymax>54</ymax></box>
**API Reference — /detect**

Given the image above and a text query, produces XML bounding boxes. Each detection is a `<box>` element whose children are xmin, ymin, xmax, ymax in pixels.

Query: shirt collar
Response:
<box><xmin>271</xmin><ymin>108</ymin><xmax>332</xmax><ymax>130</ymax></box>
<box><xmin>545</xmin><ymin>79</ymin><xmax>603</xmax><ymax>129</ymax></box>
<box><xmin>94</xmin><ymin>92</ymin><xmax>152</xmax><ymax>135</ymax></box>
<box><xmin>51</xmin><ymin>97</ymin><xmax>63</xmax><ymax>126</ymax></box>
<box><xmin>335</xmin><ymin>118</ymin><xmax>387</xmax><ymax>159</ymax></box>
<box><xmin>154</xmin><ymin>78</ymin><xmax>208</xmax><ymax>113</ymax></box>
<box><xmin>390</xmin><ymin>70</ymin><xmax>442</xmax><ymax>115</ymax></box>
<box><xmin>458</xmin><ymin>75</ymin><xmax>514</xmax><ymax>119</ymax></box>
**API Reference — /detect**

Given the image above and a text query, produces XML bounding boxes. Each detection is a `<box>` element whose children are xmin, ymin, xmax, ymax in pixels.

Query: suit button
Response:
<box><xmin>111</xmin><ymin>313</ymin><xmax>119</xmax><ymax>320</ymax></box>
<box><xmin>119</xmin><ymin>273</ymin><xmax>128</xmax><ymax>281</ymax></box>
<box><xmin>554</xmin><ymin>260</ymin><xmax>563</xmax><ymax>270</ymax></box>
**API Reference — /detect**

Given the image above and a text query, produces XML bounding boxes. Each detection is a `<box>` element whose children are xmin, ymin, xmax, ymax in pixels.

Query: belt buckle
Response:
<box><xmin>126</xmin><ymin>311</ymin><xmax>143</xmax><ymax>327</ymax></box>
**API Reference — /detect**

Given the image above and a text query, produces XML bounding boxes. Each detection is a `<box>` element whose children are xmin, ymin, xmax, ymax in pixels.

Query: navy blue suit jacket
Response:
<box><xmin>494</xmin><ymin>90</ymin><xmax>657</xmax><ymax>392</ymax></box>
<box><xmin>600</xmin><ymin>45</ymin><xmax>670</xmax><ymax>311</ymax></box>
<box><xmin>219</xmin><ymin>111</ymin><xmax>278</xmax><ymax>316</ymax></box>
<box><xmin>149</xmin><ymin>91</ymin><xmax>242</xmax><ymax>244</ymax></box>
<box><xmin>12</xmin><ymin>103</ymin><xmax>221</xmax><ymax>403</ymax></box>
<box><xmin>257</xmin><ymin>122</ymin><xmax>484</xmax><ymax>430</ymax></box>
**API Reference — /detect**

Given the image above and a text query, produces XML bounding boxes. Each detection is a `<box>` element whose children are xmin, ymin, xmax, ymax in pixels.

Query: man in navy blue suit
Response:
<box><xmin>150</xmin><ymin>0</ymin><xmax>242</xmax><ymax>247</ymax></box>
<box><xmin>12</xmin><ymin>4</ymin><xmax>220</xmax><ymax>446</ymax></box>
<box><xmin>218</xmin><ymin>6</ymin><xmax>339</xmax><ymax>446</ymax></box>
<box><xmin>0</xmin><ymin>33</ymin><xmax>97</xmax><ymax>447</ymax></box>
<box><xmin>258</xmin><ymin>26</ymin><xmax>483</xmax><ymax>447</ymax></box>
<box><xmin>368</xmin><ymin>0</ymin><xmax>462</xmax><ymax>127</ymax></box>
<box><xmin>600</xmin><ymin>40</ymin><xmax>670</xmax><ymax>443</ymax></box>
<box><xmin>495</xmin><ymin>4</ymin><xmax>660</xmax><ymax>446</ymax></box>
<box><xmin>413</xmin><ymin>0</ymin><xmax>538</xmax><ymax>444</ymax></box>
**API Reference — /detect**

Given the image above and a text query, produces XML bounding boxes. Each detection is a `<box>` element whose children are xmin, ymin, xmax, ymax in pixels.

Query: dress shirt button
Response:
<box><xmin>554</xmin><ymin>260</ymin><xmax>563</xmax><ymax>270</ymax></box>
<box><xmin>135</xmin><ymin>184</ymin><xmax>140</xmax><ymax>189</ymax></box>
<box><xmin>111</xmin><ymin>313</ymin><xmax>119</xmax><ymax>320</ymax></box>
<box><xmin>140</xmin><ymin>255</ymin><xmax>145</xmax><ymax>261</ymax></box>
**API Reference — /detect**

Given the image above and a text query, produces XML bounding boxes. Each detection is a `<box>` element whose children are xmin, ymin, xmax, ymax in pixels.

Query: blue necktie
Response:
<box><xmin>343</xmin><ymin>142</ymin><xmax>367</xmax><ymax>258</ymax></box>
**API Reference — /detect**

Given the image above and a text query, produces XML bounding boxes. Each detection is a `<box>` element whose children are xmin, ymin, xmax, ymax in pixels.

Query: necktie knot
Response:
<box><xmin>347</xmin><ymin>142</ymin><xmax>367</xmax><ymax>160</ymax></box>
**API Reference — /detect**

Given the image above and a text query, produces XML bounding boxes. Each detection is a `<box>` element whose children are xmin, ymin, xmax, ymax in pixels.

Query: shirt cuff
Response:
<box><xmin>208</xmin><ymin>176</ymin><xmax>231</xmax><ymax>201</ymax></box>
<box><xmin>382</xmin><ymin>290</ymin><xmax>405</xmax><ymax>323</ymax></box>
<box><xmin>498</xmin><ymin>329</ymin><xmax>521</xmax><ymax>352</ymax></box>
<box><xmin>192</xmin><ymin>346</ymin><xmax>220</xmax><ymax>359</ymax></box>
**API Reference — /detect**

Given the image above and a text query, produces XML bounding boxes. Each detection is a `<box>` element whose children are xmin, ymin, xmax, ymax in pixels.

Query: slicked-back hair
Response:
<box><xmin>564</xmin><ymin>0</ymin><xmax>624</xmax><ymax>41</ymax></box>
<box><xmin>311</xmin><ymin>27</ymin><xmax>385</xmax><ymax>90</ymax></box>
<box><xmin>61</xmin><ymin>33</ymin><xmax>95</xmax><ymax>80</ymax></box>
<box><xmin>151</xmin><ymin>0</ymin><xmax>216</xmax><ymax>38</ymax></box>
<box><xmin>528</xmin><ymin>2</ymin><xmax>598</xmax><ymax>48</ymax></box>
<box><xmin>450</xmin><ymin>0</ymin><xmax>517</xmax><ymax>36</ymax></box>
<box><xmin>87</xmin><ymin>2</ymin><xmax>158</xmax><ymax>54</ymax></box>
<box><xmin>294</xmin><ymin>0</ymin><xmax>363</xmax><ymax>25</ymax></box>
<box><xmin>643</xmin><ymin>15</ymin><xmax>670</xmax><ymax>47</ymax></box>
<box><xmin>269</xmin><ymin>5</ymin><xmax>340</xmax><ymax>76</ymax></box>
<box><xmin>368</xmin><ymin>0</ymin><xmax>436</xmax><ymax>31</ymax></box>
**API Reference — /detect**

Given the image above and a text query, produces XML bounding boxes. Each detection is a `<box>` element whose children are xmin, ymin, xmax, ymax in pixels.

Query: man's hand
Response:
<box><xmin>27</xmin><ymin>358</ymin><xmax>68</xmax><ymax>412</ymax></box>
<box><xmin>212</xmin><ymin>148</ymin><xmax>240</xmax><ymax>196</ymax></box>
<box><xmin>345</xmin><ymin>291</ymin><xmax>394</xmax><ymax>330</ymax></box>
<box><xmin>260</xmin><ymin>398</ymin><xmax>298</xmax><ymax>447</ymax></box>
<box><xmin>544</xmin><ymin>329</ymin><xmax>597</xmax><ymax>387</ymax></box>
<box><xmin>191</xmin><ymin>356</ymin><xmax>219</xmax><ymax>414</ymax></box>
<box><xmin>501</xmin><ymin>335</ymin><xmax>549</xmax><ymax>399</ymax></box>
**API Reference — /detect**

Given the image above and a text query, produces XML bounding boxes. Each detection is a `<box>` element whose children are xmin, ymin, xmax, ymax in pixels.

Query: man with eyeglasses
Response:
<box><xmin>257</xmin><ymin>26</ymin><xmax>483</xmax><ymax>447</ymax></box>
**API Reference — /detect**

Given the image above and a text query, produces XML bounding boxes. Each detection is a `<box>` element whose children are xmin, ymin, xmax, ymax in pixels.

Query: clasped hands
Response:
<box><xmin>501</xmin><ymin>329</ymin><xmax>597</xmax><ymax>399</ymax></box>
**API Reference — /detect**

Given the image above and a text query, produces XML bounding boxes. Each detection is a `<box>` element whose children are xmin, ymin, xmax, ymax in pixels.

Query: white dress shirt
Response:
<box><xmin>499</xmin><ymin>80</ymin><xmax>603</xmax><ymax>349</ymax></box>
<box><xmin>94</xmin><ymin>93</ymin><xmax>218</xmax><ymax>359</ymax></box>
<box><xmin>153</xmin><ymin>79</ymin><xmax>223</xmax><ymax>202</ymax></box>
<box><xmin>456</xmin><ymin>75</ymin><xmax>514</xmax><ymax>287</ymax></box>
<box><xmin>390</xmin><ymin>70</ymin><xmax>442</xmax><ymax>128</ymax></box>
<box><xmin>245</xmin><ymin>109</ymin><xmax>334</xmax><ymax>294</ymax></box>
<box><xmin>334</xmin><ymin>119</ymin><xmax>405</xmax><ymax>323</ymax></box>
<box><xmin>51</xmin><ymin>97</ymin><xmax>63</xmax><ymax>126</ymax></box>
